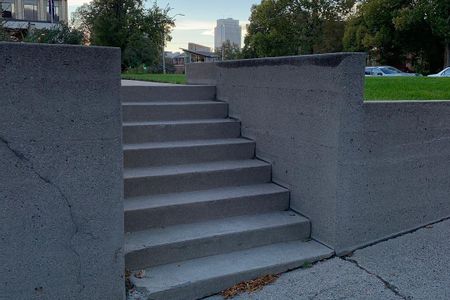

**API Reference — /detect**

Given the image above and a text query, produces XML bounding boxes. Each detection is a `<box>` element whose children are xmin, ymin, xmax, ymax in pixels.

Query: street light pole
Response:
<box><xmin>162</xmin><ymin>32</ymin><xmax>166</xmax><ymax>74</ymax></box>
<box><xmin>162</xmin><ymin>13</ymin><xmax>185</xmax><ymax>74</ymax></box>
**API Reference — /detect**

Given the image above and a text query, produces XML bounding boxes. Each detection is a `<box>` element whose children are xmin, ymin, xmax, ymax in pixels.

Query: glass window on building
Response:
<box><xmin>23</xmin><ymin>0</ymin><xmax>38</xmax><ymax>21</ymax></box>
<box><xmin>0</xmin><ymin>0</ymin><xmax>15</xmax><ymax>18</ymax></box>
<box><xmin>47</xmin><ymin>0</ymin><xmax>61</xmax><ymax>22</ymax></box>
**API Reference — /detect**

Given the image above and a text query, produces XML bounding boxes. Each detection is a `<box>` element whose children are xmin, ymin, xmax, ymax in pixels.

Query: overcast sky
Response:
<box><xmin>68</xmin><ymin>0</ymin><xmax>259</xmax><ymax>51</ymax></box>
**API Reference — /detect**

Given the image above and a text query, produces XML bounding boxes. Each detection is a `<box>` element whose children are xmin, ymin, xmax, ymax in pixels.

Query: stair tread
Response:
<box><xmin>125</xmin><ymin>183</ymin><xmax>287</xmax><ymax>209</ymax></box>
<box><xmin>123</xmin><ymin>118</ymin><xmax>238</xmax><ymax>127</ymax></box>
<box><xmin>125</xmin><ymin>211</ymin><xmax>308</xmax><ymax>253</ymax></box>
<box><xmin>124</xmin><ymin>159</ymin><xmax>270</xmax><ymax>179</ymax></box>
<box><xmin>123</xmin><ymin>138</ymin><xmax>253</xmax><ymax>151</ymax></box>
<box><xmin>130</xmin><ymin>240</ymin><xmax>333</xmax><ymax>297</ymax></box>
<box><xmin>123</xmin><ymin>100</ymin><xmax>225</xmax><ymax>106</ymax></box>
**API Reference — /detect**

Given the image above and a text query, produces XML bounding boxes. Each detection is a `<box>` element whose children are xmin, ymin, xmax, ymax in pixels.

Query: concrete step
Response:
<box><xmin>129</xmin><ymin>240</ymin><xmax>334</xmax><ymax>300</ymax></box>
<box><xmin>123</xmin><ymin>119</ymin><xmax>241</xmax><ymax>144</ymax></box>
<box><xmin>123</xmin><ymin>138</ymin><xmax>255</xmax><ymax>168</ymax></box>
<box><xmin>124</xmin><ymin>183</ymin><xmax>289</xmax><ymax>231</ymax></box>
<box><xmin>122</xmin><ymin>101</ymin><xmax>228</xmax><ymax>122</ymax></box>
<box><xmin>125</xmin><ymin>211</ymin><xmax>310</xmax><ymax>270</ymax></box>
<box><xmin>124</xmin><ymin>160</ymin><xmax>271</xmax><ymax>198</ymax></box>
<box><xmin>121</xmin><ymin>85</ymin><xmax>216</xmax><ymax>102</ymax></box>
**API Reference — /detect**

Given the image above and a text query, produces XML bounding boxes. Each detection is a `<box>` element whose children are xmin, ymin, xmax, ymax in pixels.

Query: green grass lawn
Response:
<box><xmin>121</xmin><ymin>73</ymin><xmax>450</xmax><ymax>101</ymax></box>
<box><xmin>365</xmin><ymin>77</ymin><xmax>450</xmax><ymax>101</ymax></box>
<box><xmin>121</xmin><ymin>73</ymin><xmax>187</xmax><ymax>84</ymax></box>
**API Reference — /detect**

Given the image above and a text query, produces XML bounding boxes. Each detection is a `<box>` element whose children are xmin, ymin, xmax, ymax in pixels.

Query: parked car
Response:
<box><xmin>427</xmin><ymin>67</ymin><xmax>450</xmax><ymax>77</ymax></box>
<box><xmin>365</xmin><ymin>66</ymin><xmax>421</xmax><ymax>77</ymax></box>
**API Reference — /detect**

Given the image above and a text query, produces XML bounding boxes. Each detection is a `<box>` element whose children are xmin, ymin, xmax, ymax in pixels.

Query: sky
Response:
<box><xmin>68</xmin><ymin>0</ymin><xmax>260</xmax><ymax>52</ymax></box>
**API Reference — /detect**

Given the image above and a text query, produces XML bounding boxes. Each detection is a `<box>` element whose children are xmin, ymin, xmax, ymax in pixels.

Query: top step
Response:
<box><xmin>121</xmin><ymin>85</ymin><xmax>216</xmax><ymax>102</ymax></box>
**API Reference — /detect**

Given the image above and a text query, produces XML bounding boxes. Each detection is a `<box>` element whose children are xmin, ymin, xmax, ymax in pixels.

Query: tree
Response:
<box><xmin>343</xmin><ymin>0</ymin><xmax>448</xmax><ymax>72</ymax></box>
<box><xmin>73</xmin><ymin>0</ymin><xmax>175</xmax><ymax>70</ymax></box>
<box><xmin>215</xmin><ymin>40</ymin><xmax>242</xmax><ymax>61</ymax></box>
<box><xmin>0</xmin><ymin>18</ymin><xmax>7</xmax><ymax>41</ymax></box>
<box><xmin>243</xmin><ymin>0</ymin><xmax>355</xmax><ymax>58</ymax></box>
<box><xmin>394</xmin><ymin>0</ymin><xmax>450</xmax><ymax>67</ymax></box>
<box><xmin>23</xmin><ymin>23</ymin><xmax>84</xmax><ymax>45</ymax></box>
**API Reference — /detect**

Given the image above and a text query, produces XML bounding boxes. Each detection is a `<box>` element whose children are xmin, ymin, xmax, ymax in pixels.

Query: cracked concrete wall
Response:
<box><xmin>186</xmin><ymin>55</ymin><xmax>450</xmax><ymax>254</ymax></box>
<box><xmin>0</xmin><ymin>43</ymin><xmax>124</xmax><ymax>299</ymax></box>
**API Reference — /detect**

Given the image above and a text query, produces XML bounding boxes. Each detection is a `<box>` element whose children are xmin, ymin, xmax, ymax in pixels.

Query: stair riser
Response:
<box><xmin>124</xmin><ymin>142</ymin><xmax>255</xmax><ymax>168</ymax></box>
<box><xmin>142</xmin><ymin>255</ymin><xmax>328</xmax><ymax>300</ymax></box>
<box><xmin>123</xmin><ymin>122</ymin><xmax>241</xmax><ymax>143</ymax></box>
<box><xmin>122</xmin><ymin>103</ymin><xmax>228</xmax><ymax>122</ymax></box>
<box><xmin>124</xmin><ymin>165</ymin><xmax>271</xmax><ymax>198</ymax></box>
<box><xmin>121</xmin><ymin>86</ymin><xmax>216</xmax><ymax>102</ymax></box>
<box><xmin>125</xmin><ymin>222</ymin><xmax>310</xmax><ymax>270</ymax></box>
<box><xmin>124</xmin><ymin>191</ymin><xmax>289</xmax><ymax>231</ymax></box>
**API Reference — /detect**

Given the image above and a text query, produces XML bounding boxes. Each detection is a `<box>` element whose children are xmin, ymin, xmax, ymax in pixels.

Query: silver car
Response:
<box><xmin>427</xmin><ymin>67</ymin><xmax>450</xmax><ymax>77</ymax></box>
<box><xmin>365</xmin><ymin>66</ymin><xmax>421</xmax><ymax>77</ymax></box>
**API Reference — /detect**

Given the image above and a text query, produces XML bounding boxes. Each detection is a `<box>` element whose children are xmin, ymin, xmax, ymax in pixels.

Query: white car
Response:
<box><xmin>365</xmin><ymin>66</ymin><xmax>421</xmax><ymax>77</ymax></box>
<box><xmin>428</xmin><ymin>67</ymin><xmax>450</xmax><ymax>77</ymax></box>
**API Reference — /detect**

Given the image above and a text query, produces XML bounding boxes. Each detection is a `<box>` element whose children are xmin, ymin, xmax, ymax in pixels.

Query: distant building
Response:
<box><xmin>214</xmin><ymin>18</ymin><xmax>241</xmax><ymax>50</ymax></box>
<box><xmin>181</xmin><ymin>43</ymin><xmax>218</xmax><ymax>63</ymax></box>
<box><xmin>1</xmin><ymin>0</ymin><xmax>68</xmax><ymax>31</ymax></box>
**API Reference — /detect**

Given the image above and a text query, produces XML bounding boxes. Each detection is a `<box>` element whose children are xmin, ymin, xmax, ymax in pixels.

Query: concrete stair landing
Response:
<box><xmin>121</xmin><ymin>85</ymin><xmax>333</xmax><ymax>300</ymax></box>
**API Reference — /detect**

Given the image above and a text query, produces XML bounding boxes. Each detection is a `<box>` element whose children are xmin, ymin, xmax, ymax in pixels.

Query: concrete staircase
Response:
<box><xmin>121</xmin><ymin>85</ymin><xmax>333</xmax><ymax>300</ymax></box>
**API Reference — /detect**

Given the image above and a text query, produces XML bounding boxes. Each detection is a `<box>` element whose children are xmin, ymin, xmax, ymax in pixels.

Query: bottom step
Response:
<box><xmin>129</xmin><ymin>240</ymin><xmax>333</xmax><ymax>300</ymax></box>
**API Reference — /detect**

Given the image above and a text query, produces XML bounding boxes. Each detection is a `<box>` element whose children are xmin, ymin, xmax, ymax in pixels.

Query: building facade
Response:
<box><xmin>1</xmin><ymin>0</ymin><xmax>68</xmax><ymax>29</ymax></box>
<box><xmin>214</xmin><ymin>18</ymin><xmax>241</xmax><ymax>50</ymax></box>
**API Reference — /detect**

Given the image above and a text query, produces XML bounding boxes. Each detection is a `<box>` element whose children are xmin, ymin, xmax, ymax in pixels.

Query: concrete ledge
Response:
<box><xmin>186</xmin><ymin>62</ymin><xmax>218</xmax><ymax>85</ymax></box>
<box><xmin>186</xmin><ymin>53</ymin><xmax>450</xmax><ymax>254</ymax></box>
<box><xmin>0</xmin><ymin>43</ymin><xmax>124</xmax><ymax>299</ymax></box>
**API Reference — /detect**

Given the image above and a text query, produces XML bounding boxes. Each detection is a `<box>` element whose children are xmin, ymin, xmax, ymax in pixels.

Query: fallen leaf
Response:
<box><xmin>134</xmin><ymin>270</ymin><xmax>146</xmax><ymax>279</ymax></box>
<box><xmin>221</xmin><ymin>274</ymin><xmax>279</xmax><ymax>299</ymax></box>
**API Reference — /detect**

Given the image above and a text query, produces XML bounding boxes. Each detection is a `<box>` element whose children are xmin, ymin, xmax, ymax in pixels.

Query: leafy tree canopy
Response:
<box><xmin>343</xmin><ymin>0</ymin><xmax>449</xmax><ymax>72</ymax></box>
<box><xmin>243</xmin><ymin>0</ymin><xmax>355</xmax><ymax>58</ymax></box>
<box><xmin>23</xmin><ymin>23</ymin><xmax>84</xmax><ymax>44</ymax></box>
<box><xmin>73</xmin><ymin>0</ymin><xmax>175</xmax><ymax>70</ymax></box>
<box><xmin>215</xmin><ymin>40</ymin><xmax>242</xmax><ymax>61</ymax></box>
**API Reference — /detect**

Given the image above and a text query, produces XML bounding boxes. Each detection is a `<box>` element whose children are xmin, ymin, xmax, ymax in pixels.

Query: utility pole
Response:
<box><xmin>221</xmin><ymin>24</ymin><xmax>225</xmax><ymax>61</ymax></box>
<box><xmin>162</xmin><ymin>32</ymin><xmax>166</xmax><ymax>74</ymax></box>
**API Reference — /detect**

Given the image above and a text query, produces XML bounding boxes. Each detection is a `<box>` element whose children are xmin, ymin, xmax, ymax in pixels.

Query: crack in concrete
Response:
<box><xmin>342</xmin><ymin>257</ymin><xmax>410</xmax><ymax>300</ymax></box>
<box><xmin>0</xmin><ymin>135</ymin><xmax>85</xmax><ymax>292</ymax></box>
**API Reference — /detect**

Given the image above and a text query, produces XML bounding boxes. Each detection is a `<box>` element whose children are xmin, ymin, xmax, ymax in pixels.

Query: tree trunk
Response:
<box><xmin>445</xmin><ymin>42</ymin><xmax>450</xmax><ymax>67</ymax></box>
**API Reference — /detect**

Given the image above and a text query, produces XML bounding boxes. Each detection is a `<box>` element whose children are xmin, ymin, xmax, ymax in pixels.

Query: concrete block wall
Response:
<box><xmin>0</xmin><ymin>43</ymin><xmax>124</xmax><ymax>299</ymax></box>
<box><xmin>186</xmin><ymin>55</ymin><xmax>450</xmax><ymax>254</ymax></box>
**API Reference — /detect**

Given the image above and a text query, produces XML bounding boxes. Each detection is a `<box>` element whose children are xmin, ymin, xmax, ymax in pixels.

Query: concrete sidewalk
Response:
<box><xmin>122</xmin><ymin>80</ymin><xmax>177</xmax><ymax>86</ymax></box>
<box><xmin>207</xmin><ymin>218</ymin><xmax>450</xmax><ymax>300</ymax></box>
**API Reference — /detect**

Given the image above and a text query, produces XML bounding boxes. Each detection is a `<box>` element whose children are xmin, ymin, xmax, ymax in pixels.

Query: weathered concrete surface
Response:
<box><xmin>188</xmin><ymin>54</ymin><xmax>365</xmax><ymax>250</ymax></box>
<box><xmin>186</xmin><ymin>55</ymin><xmax>450</xmax><ymax>254</ymax></box>
<box><xmin>206</xmin><ymin>258</ymin><xmax>402</xmax><ymax>300</ymax></box>
<box><xmin>336</xmin><ymin>101</ymin><xmax>450</xmax><ymax>253</ymax></box>
<box><xmin>206</xmin><ymin>219</ymin><xmax>450</xmax><ymax>300</ymax></box>
<box><xmin>350</xmin><ymin>218</ymin><xmax>450</xmax><ymax>300</ymax></box>
<box><xmin>0</xmin><ymin>43</ymin><xmax>124</xmax><ymax>299</ymax></box>
<box><xmin>186</xmin><ymin>62</ymin><xmax>217</xmax><ymax>85</ymax></box>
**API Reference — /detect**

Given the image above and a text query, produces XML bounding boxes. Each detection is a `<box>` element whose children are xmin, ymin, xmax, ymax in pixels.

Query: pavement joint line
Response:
<box><xmin>341</xmin><ymin>257</ymin><xmax>410</xmax><ymax>300</ymax></box>
<box><xmin>341</xmin><ymin>216</ymin><xmax>450</xmax><ymax>255</ymax></box>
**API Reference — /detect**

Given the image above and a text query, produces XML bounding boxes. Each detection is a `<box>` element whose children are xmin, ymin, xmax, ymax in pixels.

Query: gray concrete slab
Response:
<box><xmin>350</xmin><ymin>218</ymin><xmax>450</xmax><ymax>300</ymax></box>
<box><xmin>122</xmin><ymin>79</ymin><xmax>177</xmax><ymax>86</ymax></box>
<box><xmin>206</xmin><ymin>219</ymin><xmax>450</xmax><ymax>300</ymax></box>
<box><xmin>207</xmin><ymin>258</ymin><xmax>401</xmax><ymax>300</ymax></box>
<box><xmin>0</xmin><ymin>43</ymin><xmax>124</xmax><ymax>299</ymax></box>
<box><xmin>186</xmin><ymin>55</ymin><xmax>450</xmax><ymax>254</ymax></box>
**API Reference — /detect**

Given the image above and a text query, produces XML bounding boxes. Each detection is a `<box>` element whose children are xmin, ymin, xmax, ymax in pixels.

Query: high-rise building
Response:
<box><xmin>1</xmin><ymin>0</ymin><xmax>68</xmax><ymax>30</ymax></box>
<box><xmin>214</xmin><ymin>18</ymin><xmax>241</xmax><ymax>50</ymax></box>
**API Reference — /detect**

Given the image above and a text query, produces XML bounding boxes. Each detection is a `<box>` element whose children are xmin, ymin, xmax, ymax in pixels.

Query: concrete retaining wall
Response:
<box><xmin>186</xmin><ymin>55</ymin><xmax>450</xmax><ymax>254</ymax></box>
<box><xmin>0</xmin><ymin>43</ymin><xmax>124</xmax><ymax>299</ymax></box>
